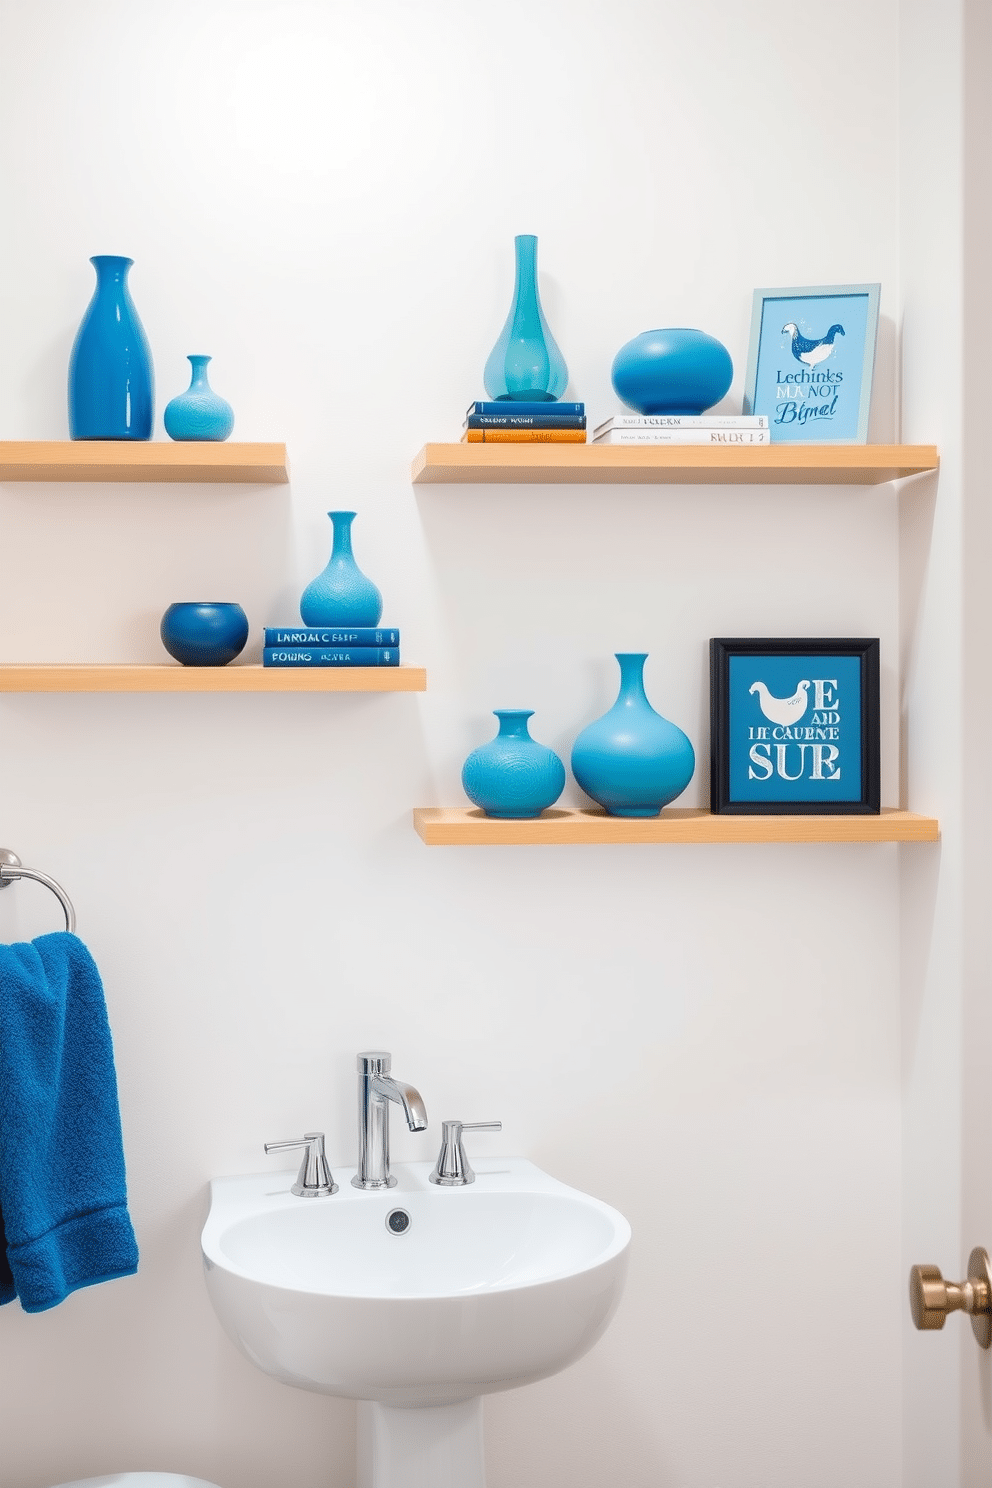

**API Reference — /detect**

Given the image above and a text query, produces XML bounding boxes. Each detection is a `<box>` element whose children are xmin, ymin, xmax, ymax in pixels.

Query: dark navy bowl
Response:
<box><xmin>160</xmin><ymin>602</ymin><xmax>249</xmax><ymax>666</ymax></box>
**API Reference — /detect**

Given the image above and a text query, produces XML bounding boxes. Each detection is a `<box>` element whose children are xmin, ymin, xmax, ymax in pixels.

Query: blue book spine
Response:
<box><xmin>264</xmin><ymin>627</ymin><xmax>399</xmax><ymax>647</ymax></box>
<box><xmin>465</xmin><ymin>414</ymin><xmax>586</xmax><ymax>429</ymax></box>
<box><xmin>465</xmin><ymin>401</ymin><xmax>585</xmax><ymax>417</ymax></box>
<box><xmin>263</xmin><ymin>647</ymin><xmax>400</xmax><ymax>667</ymax></box>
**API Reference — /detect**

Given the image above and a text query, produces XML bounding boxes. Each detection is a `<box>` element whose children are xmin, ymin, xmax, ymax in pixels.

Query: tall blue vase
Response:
<box><xmin>68</xmin><ymin>255</ymin><xmax>154</xmax><ymax>440</ymax></box>
<box><xmin>462</xmin><ymin>711</ymin><xmax>566</xmax><ymax>819</ymax></box>
<box><xmin>571</xmin><ymin>654</ymin><xmax>695</xmax><ymax>817</ymax></box>
<box><xmin>300</xmin><ymin>511</ymin><xmax>383</xmax><ymax>627</ymax></box>
<box><xmin>483</xmin><ymin>235</ymin><xmax>568</xmax><ymax>402</ymax></box>
<box><xmin>164</xmin><ymin>355</ymin><xmax>234</xmax><ymax>441</ymax></box>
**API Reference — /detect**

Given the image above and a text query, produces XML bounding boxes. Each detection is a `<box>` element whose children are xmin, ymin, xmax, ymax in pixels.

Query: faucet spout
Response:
<box><xmin>352</xmin><ymin>1051</ymin><xmax>429</xmax><ymax>1190</ymax></box>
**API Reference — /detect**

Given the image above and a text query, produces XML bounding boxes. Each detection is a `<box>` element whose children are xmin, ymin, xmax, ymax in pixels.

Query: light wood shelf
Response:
<box><xmin>413</xmin><ymin>806</ymin><xmax>939</xmax><ymax>846</ymax></box>
<box><xmin>411</xmin><ymin>443</ymin><xmax>939</xmax><ymax>486</ymax></box>
<box><xmin>0</xmin><ymin>664</ymin><xmax>426</xmax><ymax>693</ymax></box>
<box><xmin>0</xmin><ymin>441</ymin><xmax>289</xmax><ymax>483</ymax></box>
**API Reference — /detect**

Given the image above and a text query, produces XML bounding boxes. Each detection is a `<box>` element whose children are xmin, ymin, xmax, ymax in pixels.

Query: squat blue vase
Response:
<box><xmin>160</xmin><ymin>602</ymin><xmax>249</xmax><ymax>666</ymax></box>
<box><xmin>462</xmin><ymin>711</ymin><xmax>566</xmax><ymax>819</ymax></box>
<box><xmin>300</xmin><ymin>511</ymin><xmax>383</xmax><ymax>627</ymax></box>
<box><xmin>571</xmin><ymin>654</ymin><xmax>695</xmax><ymax>817</ymax></box>
<box><xmin>611</xmin><ymin>328</ymin><xmax>733</xmax><ymax>415</ymax></box>
<box><xmin>164</xmin><ymin>356</ymin><xmax>234</xmax><ymax>441</ymax></box>
<box><xmin>68</xmin><ymin>255</ymin><xmax>154</xmax><ymax>439</ymax></box>
<box><xmin>483</xmin><ymin>235</ymin><xmax>569</xmax><ymax>402</ymax></box>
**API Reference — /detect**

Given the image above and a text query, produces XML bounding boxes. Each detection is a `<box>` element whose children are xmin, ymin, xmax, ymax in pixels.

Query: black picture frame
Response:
<box><xmin>709</xmin><ymin>638</ymin><xmax>880</xmax><ymax>815</ymax></box>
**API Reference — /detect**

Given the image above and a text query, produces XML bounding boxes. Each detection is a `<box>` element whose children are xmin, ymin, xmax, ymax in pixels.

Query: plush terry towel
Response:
<box><xmin>0</xmin><ymin>932</ymin><xmax>138</xmax><ymax>1312</ymax></box>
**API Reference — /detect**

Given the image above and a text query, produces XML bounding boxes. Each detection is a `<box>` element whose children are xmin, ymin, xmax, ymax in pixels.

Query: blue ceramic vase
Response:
<box><xmin>68</xmin><ymin>255</ymin><xmax>154</xmax><ymax>440</ymax></box>
<box><xmin>164</xmin><ymin>356</ymin><xmax>234</xmax><ymax>441</ymax></box>
<box><xmin>571</xmin><ymin>654</ymin><xmax>695</xmax><ymax>817</ymax></box>
<box><xmin>611</xmin><ymin>328</ymin><xmax>733</xmax><ymax>415</ymax></box>
<box><xmin>300</xmin><ymin>511</ymin><xmax>383</xmax><ymax>627</ymax></box>
<box><xmin>160</xmin><ymin>602</ymin><xmax>249</xmax><ymax>666</ymax></box>
<box><xmin>483</xmin><ymin>235</ymin><xmax>568</xmax><ymax>402</ymax></box>
<box><xmin>462</xmin><ymin>710</ymin><xmax>566</xmax><ymax>819</ymax></box>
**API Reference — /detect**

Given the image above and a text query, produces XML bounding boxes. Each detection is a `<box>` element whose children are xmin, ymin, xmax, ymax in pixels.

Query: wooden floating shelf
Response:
<box><xmin>413</xmin><ymin>806</ymin><xmax>939</xmax><ymax>846</ymax></box>
<box><xmin>0</xmin><ymin>441</ymin><xmax>289</xmax><ymax>484</ymax></box>
<box><xmin>0</xmin><ymin>664</ymin><xmax>426</xmax><ymax>693</ymax></box>
<box><xmin>411</xmin><ymin>443</ymin><xmax>939</xmax><ymax>487</ymax></box>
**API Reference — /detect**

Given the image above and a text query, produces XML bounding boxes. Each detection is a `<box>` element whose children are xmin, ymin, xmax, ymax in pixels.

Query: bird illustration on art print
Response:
<box><xmin>749</xmin><ymin>679</ymin><xmax>811</xmax><ymax>727</ymax></box>
<box><xmin>782</xmin><ymin>322</ymin><xmax>845</xmax><ymax>370</ymax></box>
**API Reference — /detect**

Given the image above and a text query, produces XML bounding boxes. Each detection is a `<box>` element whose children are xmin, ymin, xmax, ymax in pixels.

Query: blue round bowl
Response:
<box><xmin>160</xmin><ymin>602</ymin><xmax>249</xmax><ymax>667</ymax></box>
<box><xmin>610</xmin><ymin>328</ymin><xmax>733</xmax><ymax>415</ymax></box>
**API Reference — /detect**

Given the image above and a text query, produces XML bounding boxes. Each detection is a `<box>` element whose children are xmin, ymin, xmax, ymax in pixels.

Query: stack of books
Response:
<box><xmin>592</xmin><ymin>414</ymin><xmax>770</xmax><ymax>445</ymax></box>
<box><xmin>262</xmin><ymin>627</ymin><xmax>401</xmax><ymax>669</ymax></box>
<box><xmin>462</xmin><ymin>400</ymin><xmax>587</xmax><ymax>443</ymax></box>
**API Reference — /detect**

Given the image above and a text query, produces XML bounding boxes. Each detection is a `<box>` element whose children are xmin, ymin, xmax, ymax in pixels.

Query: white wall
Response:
<box><xmin>0</xmin><ymin>4</ymin><xmax>906</xmax><ymax>1486</ymax></box>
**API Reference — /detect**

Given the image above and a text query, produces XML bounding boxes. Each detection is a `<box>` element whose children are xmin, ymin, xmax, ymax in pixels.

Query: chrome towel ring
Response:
<box><xmin>0</xmin><ymin>849</ymin><xmax>77</xmax><ymax>933</ymax></box>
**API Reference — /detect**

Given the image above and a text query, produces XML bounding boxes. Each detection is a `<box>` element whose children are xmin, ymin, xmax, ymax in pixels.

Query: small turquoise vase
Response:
<box><xmin>164</xmin><ymin>355</ymin><xmax>234</xmax><ymax>441</ymax></box>
<box><xmin>483</xmin><ymin>235</ymin><xmax>568</xmax><ymax>402</ymax></box>
<box><xmin>300</xmin><ymin>511</ymin><xmax>383</xmax><ymax>627</ymax></box>
<box><xmin>68</xmin><ymin>255</ymin><xmax>154</xmax><ymax>440</ymax></box>
<box><xmin>462</xmin><ymin>710</ymin><xmax>566</xmax><ymax>819</ymax></box>
<box><xmin>571</xmin><ymin>654</ymin><xmax>695</xmax><ymax>817</ymax></box>
<box><xmin>611</xmin><ymin>328</ymin><xmax>733</xmax><ymax>415</ymax></box>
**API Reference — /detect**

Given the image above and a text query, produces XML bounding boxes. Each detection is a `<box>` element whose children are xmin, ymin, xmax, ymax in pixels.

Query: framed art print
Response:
<box><xmin>742</xmin><ymin>283</ymin><xmax>880</xmax><ymax>443</ymax></box>
<box><xmin>709</xmin><ymin>638</ymin><xmax>880</xmax><ymax>815</ymax></box>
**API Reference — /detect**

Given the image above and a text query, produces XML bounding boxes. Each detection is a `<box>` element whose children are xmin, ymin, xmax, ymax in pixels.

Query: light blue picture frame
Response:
<box><xmin>742</xmin><ymin>283</ymin><xmax>880</xmax><ymax>444</ymax></box>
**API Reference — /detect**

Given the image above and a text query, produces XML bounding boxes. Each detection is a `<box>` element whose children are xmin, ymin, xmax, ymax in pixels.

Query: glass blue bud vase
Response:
<box><xmin>300</xmin><ymin>511</ymin><xmax>383</xmax><ymax>627</ymax></box>
<box><xmin>164</xmin><ymin>355</ymin><xmax>234</xmax><ymax>441</ymax></box>
<box><xmin>483</xmin><ymin>235</ymin><xmax>568</xmax><ymax>402</ymax></box>
<box><xmin>68</xmin><ymin>255</ymin><xmax>154</xmax><ymax>439</ymax></box>
<box><xmin>462</xmin><ymin>711</ymin><xmax>566</xmax><ymax>819</ymax></box>
<box><xmin>571</xmin><ymin>654</ymin><xmax>695</xmax><ymax>817</ymax></box>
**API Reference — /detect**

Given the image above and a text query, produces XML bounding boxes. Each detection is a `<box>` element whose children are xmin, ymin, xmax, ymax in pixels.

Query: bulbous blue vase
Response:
<box><xmin>164</xmin><ymin>355</ymin><xmax>235</xmax><ymax>441</ymax></box>
<box><xmin>160</xmin><ymin>602</ymin><xmax>249</xmax><ymax>666</ymax></box>
<box><xmin>571</xmin><ymin>654</ymin><xmax>695</xmax><ymax>817</ymax></box>
<box><xmin>483</xmin><ymin>235</ymin><xmax>568</xmax><ymax>402</ymax></box>
<box><xmin>300</xmin><ymin>511</ymin><xmax>383</xmax><ymax>627</ymax></box>
<box><xmin>462</xmin><ymin>710</ymin><xmax>566</xmax><ymax>819</ymax></box>
<box><xmin>611</xmin><ymin>328</ymin><xmax>733</xmax><ymax>415</ymax></box>
<box><xmin>68</xmin><ymin>255</ymin><xmax>154</xmax><ymax>439</ymax></box>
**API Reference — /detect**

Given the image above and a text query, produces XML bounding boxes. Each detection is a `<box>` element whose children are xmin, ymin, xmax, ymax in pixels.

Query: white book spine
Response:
<box><xmin>593</xmin><ymin>429</ymin><xmax>772</xmax><ymax>446</ymax></box>
<box><xmin>593</xmin><ymin>414</ymin><xmax>769</xmax><ymax>434</ymax></box>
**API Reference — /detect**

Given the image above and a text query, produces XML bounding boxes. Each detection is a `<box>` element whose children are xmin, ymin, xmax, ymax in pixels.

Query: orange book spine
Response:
<box><xmin>461</xmin><ymin>429</ymin><xmax>587</xmax><ymax>443</ymax></box>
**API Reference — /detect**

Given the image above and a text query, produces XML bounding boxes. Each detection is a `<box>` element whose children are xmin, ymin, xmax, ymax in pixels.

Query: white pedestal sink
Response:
<box><xmin>201</xmin><ymin>1158</ymin><xmax>631</xmax><ymax>1488</ymax></box>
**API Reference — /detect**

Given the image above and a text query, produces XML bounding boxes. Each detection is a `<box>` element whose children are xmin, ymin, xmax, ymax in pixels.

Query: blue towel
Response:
<box><xmin>0</xmin><ymin>931</ymin><xmax>138</xmax><ymax>1312</ymax></box>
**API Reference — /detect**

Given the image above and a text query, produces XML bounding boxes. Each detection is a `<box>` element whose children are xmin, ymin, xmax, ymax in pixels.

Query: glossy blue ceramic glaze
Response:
<box><xmin>68</xmin><ymin>256</ymin><xmax>154</xmax><ymax>439</ymax></box>
<box><xmin>164</xmin><ymin>356</ymin><xmax>235</xmax><ymax>441</ymax></box>
<box><xmin>462</xmin><ymin>710</ymin><xmax>566</xmax><ymax>819</ymax></box>
<box><xmin>160</xmin><ymin>602</ymin><xmax>249</xmax><ymax>666</ymax></box>
<box><xmin>610</xmin><ymin>328</ymin><xmax>733</xmax><ymax>416</ymax></box>
<box><xmin>571</xmin><ymin>654</ymin><xmax>695</xmax><ymax>817</ymax></box>
<box><xmin>300</xmin><ymin>511</ymin><xmax>383</xmax><ymax>628</ymax></box>
<box><xmin>483</xmin><ymin>235</ymin><xmax>568</xmax><ymax>402</ymax></box>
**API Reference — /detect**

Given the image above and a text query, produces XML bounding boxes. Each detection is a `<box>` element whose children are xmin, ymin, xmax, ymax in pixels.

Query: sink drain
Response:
<box><xmin>385</xmin><ymin>1207</ymin><xmax>411</xmax><ymax>1235</ymax></box>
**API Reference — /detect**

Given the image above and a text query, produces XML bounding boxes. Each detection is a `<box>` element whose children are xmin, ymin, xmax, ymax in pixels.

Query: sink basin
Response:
<box><xmin>201</xmin><ymin>1157</ymin><xmax>630</xmax><ymax>1409</ymax></box>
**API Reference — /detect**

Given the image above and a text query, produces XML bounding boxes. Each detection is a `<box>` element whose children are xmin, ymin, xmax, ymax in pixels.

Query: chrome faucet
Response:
<box><xmin>352</xmin><ymin>1050</ymin><xmax>428</xmax><ymax>1189</ymax></box>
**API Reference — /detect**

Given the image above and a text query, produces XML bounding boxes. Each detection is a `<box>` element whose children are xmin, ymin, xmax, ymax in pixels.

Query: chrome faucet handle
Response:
<box><xmin>429</xmin><ymin>1120</ymin><xmax>502</xmax><ymax>1187</ymax></box>
<box><xmin>264</xmin><ymin>1131</ymin><xmax>339</xmax><ymax>1197</ymax></box>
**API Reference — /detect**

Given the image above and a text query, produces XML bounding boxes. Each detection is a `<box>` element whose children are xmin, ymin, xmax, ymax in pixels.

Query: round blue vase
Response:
<box><xmin>68</xmin><ymin>255</ymin><xmax>154</xmax><ymax>440</ymax></box>
<box><xmin>483</xmin><ymin>235</ymin><xmax>568</xmax><ymax>402</ymax></box>
<box><xmin>610</xmin><ymin>328</ymin><xmax>733</xmax><ymax>416</ymax></box>
<box><xmin>160</xmin><ymin>602</ymin><xmax>249</xmax><ymax>666</ymax></box>
<box><xmin>300</xmin><ymin>511</ymin><xmax>383</xmax><ymax>627</ymax></box>
<box><xmin>462</xmin><ymin>710</ymin><xmax>566</xmax><ymax>819</ymax></box>
<box><xmin>164</xmin><ymin>355</ymin><xmax>235</xmax><ymax>441</ymax></box>
<box><xmin>571</xmin><ymin>654</ymin><xmax>695</xmax><ymax>817</ymax></box>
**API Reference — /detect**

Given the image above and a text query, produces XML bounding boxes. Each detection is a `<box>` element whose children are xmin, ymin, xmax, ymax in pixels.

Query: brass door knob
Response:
<box><xmin>909</xmin><ymin>1247</ymin><xmax>992</xmax><ymax>1348</ymax></box>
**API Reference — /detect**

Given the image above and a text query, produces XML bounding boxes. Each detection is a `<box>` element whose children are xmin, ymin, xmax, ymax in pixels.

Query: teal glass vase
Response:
<box><xmin>462</xmin><ymin>710</ymin><xmax>566</xmax><ymax>819</ymax></box>
<box><xmin>571</xmin><ymin>654</ymin><xmax>695</xmax><ymax>817</ymax></box>
<box><xmin>164</xmin><ymin>355</ymin><xmax>234</xmax><ymax>441</ymax></box>
<box><xmin>483</xmin><ymin>235</ymin><xmax>568</xmax><ymax>402</ymax></box>
<box><xmin>300</xmin><ymin>511</ymin><xmax>383</xmax><ymax>627</ymax></box>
